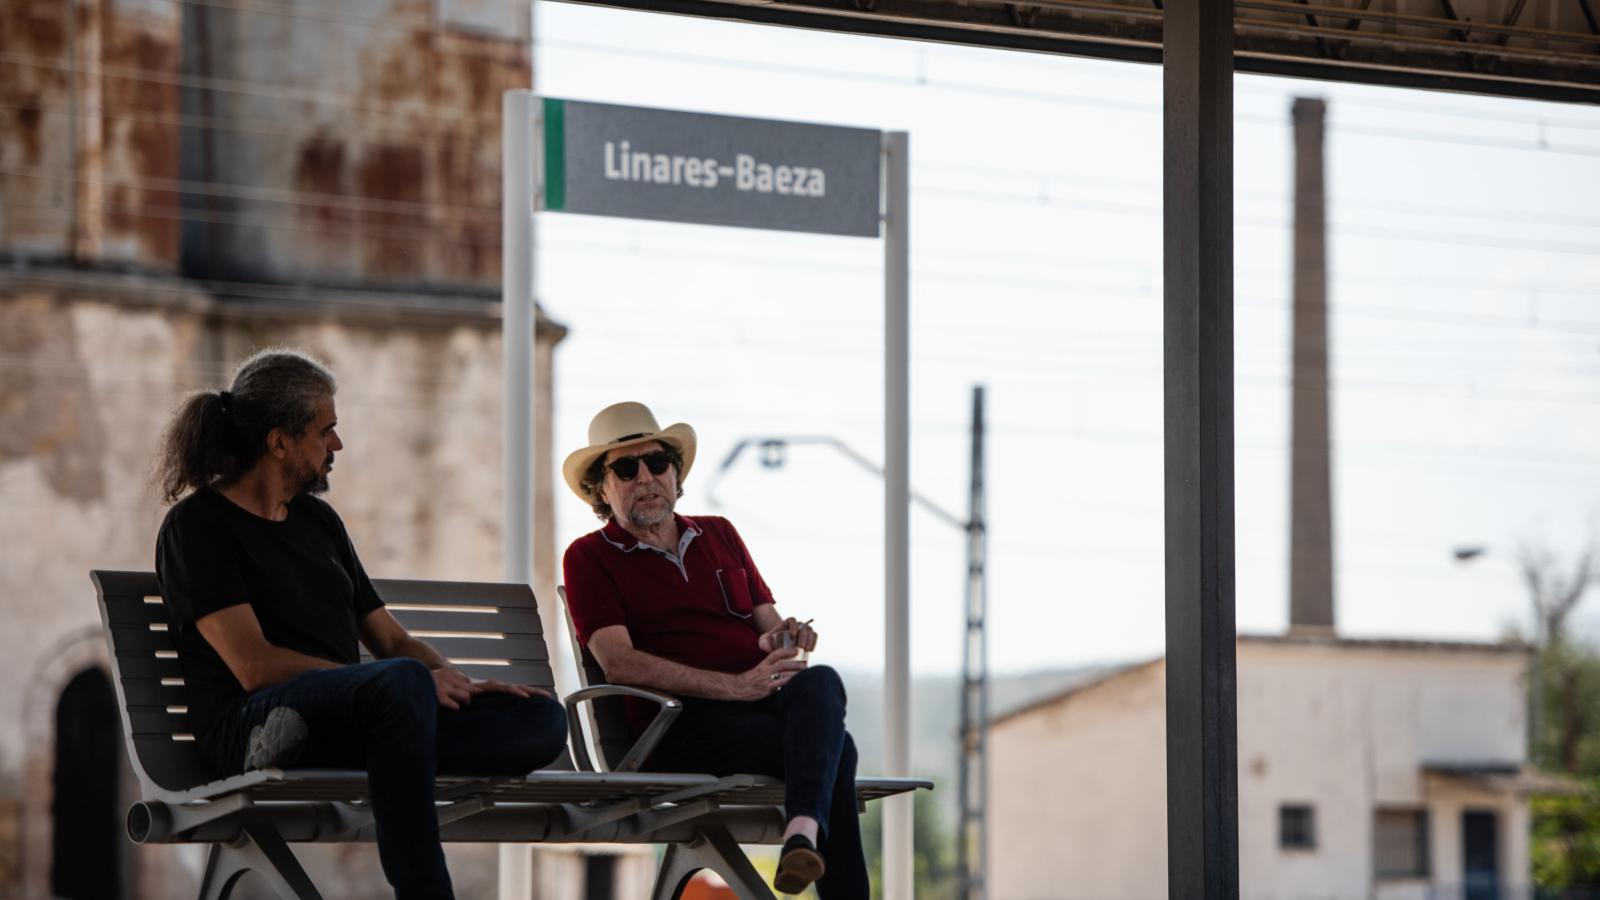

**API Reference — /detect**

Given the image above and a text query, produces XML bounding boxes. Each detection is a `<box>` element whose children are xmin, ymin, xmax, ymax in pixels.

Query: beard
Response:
<box><xmin>294</xmin><ymin>454</ymin><xmax>333</xmax><ymax>496</ymax></box>
<box><xmin>625</xmin><ymin>490</ymin><xmax>675</xmax><ymax>528</ymax></box>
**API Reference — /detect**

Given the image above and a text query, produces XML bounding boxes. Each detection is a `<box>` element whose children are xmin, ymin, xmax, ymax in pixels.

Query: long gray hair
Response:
<box><xmin>154</xmin><ymin>349</ymin><xmax>337</xmax><ymax>503</ymax></box>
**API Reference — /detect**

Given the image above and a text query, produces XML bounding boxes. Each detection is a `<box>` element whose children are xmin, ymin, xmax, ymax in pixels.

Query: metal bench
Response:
<box><xmin>93</xmin><ymin>570</ymin><xmax>929</xmax><ymax>900</ymax></box>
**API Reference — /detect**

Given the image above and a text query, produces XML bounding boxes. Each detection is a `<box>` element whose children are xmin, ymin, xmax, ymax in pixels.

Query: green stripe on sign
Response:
<box><xmin>543</xmin><ymin>97</ymin><xmax>565</xmax><ymax>211</ymax></box>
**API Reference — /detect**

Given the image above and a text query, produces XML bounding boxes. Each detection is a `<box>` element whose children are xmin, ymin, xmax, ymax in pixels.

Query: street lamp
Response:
<box><xmin>1452</xmin><ymin>544</ymin><xmax>1542</xmax><ymax>766</ymax></box>
<box><xmin>707</xmin><ymin>435</ymin><xmax>964</xmax><ymax>529</ymax></box>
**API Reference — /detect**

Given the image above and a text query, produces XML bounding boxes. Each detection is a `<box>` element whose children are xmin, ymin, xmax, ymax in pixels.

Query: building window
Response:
<box><xmin>1279</xmin><ymin>804</ymin><xmax>1316</xmax><ymax>850</ymax></box>
<box><xmin>1375</xmin><ymin>808</ymin><xmax>1431</xmax><ymax>879</ymax></box>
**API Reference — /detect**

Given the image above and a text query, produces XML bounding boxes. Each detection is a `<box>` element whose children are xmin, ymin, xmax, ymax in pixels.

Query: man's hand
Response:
<box><xmin>435</xmin><ymin>667</ymin><xmax>556</xmax><ymax>710</ymax></box>
<box><xmin>728</xmin><ymin>647</ymin><xmax>808</xmax><ymax>700</ymax></box>
<box><xmin>470</xmin><ymin>679</ymin><xmax>555</xmax><ymax>701</ymax></box>
<box><xmin>757</xmin><ymin>617</ymin><xmax>818</xmax><ymax>653</ymax></box>
<box><xmin>432</xmin><ymin>666</ymin><xmax>475</xmax><ymax>711</ymax></box>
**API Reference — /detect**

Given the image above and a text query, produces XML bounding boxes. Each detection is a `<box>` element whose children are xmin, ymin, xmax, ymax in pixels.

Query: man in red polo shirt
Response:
<box><xmin>561</xmin><ymin>401</ymin><xmax>866</xmax><ymax>898</ymax></box>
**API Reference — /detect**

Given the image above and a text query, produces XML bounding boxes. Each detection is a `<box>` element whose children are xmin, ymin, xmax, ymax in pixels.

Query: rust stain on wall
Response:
<box><xmin>425</xmin><ymin>31</ymin><xmax>527</xmax><ymax>284</ymax></box>
<box><xmin>355</xmin><ymin>143</ymin><xmax>427</xmax><ymax>277</ymax></box>
<box><xmin>100</xmin><ymin>9</ymin><xmax>182</xmax><ymax>269</ymax></box>
<box><xmin>13</xmin><ymin>107</ymin><xmax>43</xmax><ymax>164</ymax></box>
<box><xmin>6</xmin><ymin>0</ymin><xmax>66</xmax><ymax>56</ymax></box>
<box><xmin>292</xmin><ymin>133</ymin><xmax>355</xmax><ymax>271</ymax></box>
<box><xmin>276</xmin><ymin>11</ymin><xmax>530</xmax><ymax>287</ymax></box>
<box><xmin>0</xmin><ymin>0</ymin><xmax>74</xmax><ymax>255</ymax></box>
<box><xmin>295</xmin><ymin>136</ymin><xmax>347</xmax><ymax>198</ymax></box>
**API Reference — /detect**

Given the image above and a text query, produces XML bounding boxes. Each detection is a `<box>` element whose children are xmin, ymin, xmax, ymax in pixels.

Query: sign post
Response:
<box><xmin>882</xmin><ymin>128</ymin><xmax>912</xmax><ymax>900</ymax></box>
<box><xmin>500</xmin><ymin>89</ymin><xmax>538</xmax><ymax>900</ymax></box>
<box><xmin>503</xmin><ymin>93</ymin><xmax>913</xmax><ymax>900</ymax></box>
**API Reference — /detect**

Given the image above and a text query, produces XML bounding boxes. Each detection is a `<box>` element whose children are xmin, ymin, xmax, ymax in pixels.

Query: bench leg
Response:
<box><xmin>650</xmin><ymin>826</ymin><xmax>777</xmax><ymax>900</ymax></box>
<box><xmin>650</xmin><ymin>843</ymin><xmax>697</xmax><ymax>900</ymax></box>
<box><xmin>196</xmin><ymin>826</ymin><xmax>324</xmax><ymax>900</ymax></box>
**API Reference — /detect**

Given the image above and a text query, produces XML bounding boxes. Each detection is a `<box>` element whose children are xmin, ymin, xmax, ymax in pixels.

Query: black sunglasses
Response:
<box><xmin>607</xmin><ymin>450</ymin><xmax>674</xmax><ymax>482</ymax></box>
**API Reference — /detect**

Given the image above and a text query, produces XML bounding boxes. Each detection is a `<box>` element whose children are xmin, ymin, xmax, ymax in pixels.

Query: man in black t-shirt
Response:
<box><xmin>153</xmin><ymin>349</ymin><xmax>568</xmax><ymax>900</ymax></box>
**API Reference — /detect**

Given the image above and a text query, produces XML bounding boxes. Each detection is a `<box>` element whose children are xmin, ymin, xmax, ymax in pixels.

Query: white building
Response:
<box><xmin>990</xmin><ymin>633</ymin><xmax>1533</xmax><ymax>900</ymax></box>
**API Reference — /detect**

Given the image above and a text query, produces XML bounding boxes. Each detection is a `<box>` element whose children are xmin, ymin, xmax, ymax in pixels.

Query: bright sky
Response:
<box><xmin>533</xmin><ymin>4</ymin><xmax>1600</xmax><ymax>675</ymax></box>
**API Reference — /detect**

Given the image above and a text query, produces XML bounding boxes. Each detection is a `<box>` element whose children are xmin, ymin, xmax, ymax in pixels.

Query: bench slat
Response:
<box><xmin>102</xmin><ymin>600</ymin><xmax>175</xmax><ymax>625</ymax></box>
<box><xmin>109</xmin><ymin>624</ymin><xmax>178</xmax><ymax>652</ymax></box>
<box><xmin>454</xmin><ymin>664</ymin><xmax>554</xmax><ymax>687</ymax></box>
<box><xmin>395</xmin><ymin>636</ymin><xmax>548</xmax><ymax>662</ymax></box>
<box><xmin>373</xmin><ymin>579</ymin><xmax>538</xmax><ymax>611</ymax></box>
<box><xmin>115</xmin><ymin>630</ymin><xmax>547</xmax><ymax>665</ymax></box>
<box><xmin>130</xmin><ymin>735</ymin><xmax>212</xmax><ymax>786</ymax></box>
<box><xmin>93</xmin><ymin>570</ymin><xmax>160</xmax><ymax>597</ymax></box>
<box><xmin>128</xmin><ymin>705</ymin><xmax>191</xmax><ymax>735</ymax></box>
<box><xmin>114</xmin><ymin>656</ymin><xmax>186</xmax><ymax>679</ymax></box>
<box><xmin>385</xmin><ymin>609</ymin><xmax>543</xmax><ymax>635</ymax></box>
<box><xmin>121</xmin><ymin>680</ymin><xmax>189</xmax><ymax>706</ymax></box>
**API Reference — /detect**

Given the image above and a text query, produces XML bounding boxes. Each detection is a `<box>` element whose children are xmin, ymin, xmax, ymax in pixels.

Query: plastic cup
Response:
<box><xmin>781</xmin><ymin>629</ymin><xmax>811</xmax><ymax>662</ymax></box>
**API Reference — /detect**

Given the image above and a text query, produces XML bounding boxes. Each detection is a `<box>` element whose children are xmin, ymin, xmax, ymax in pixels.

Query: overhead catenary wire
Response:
<box><xmin>13</xmin><ymin>166</ymin><xmax>1600</xmax><ymax>265</ymax></box>
<box><xmin>9</xmin><ymin>109</ymin><xmax>1600</xmax><ymax>235</ymax></box>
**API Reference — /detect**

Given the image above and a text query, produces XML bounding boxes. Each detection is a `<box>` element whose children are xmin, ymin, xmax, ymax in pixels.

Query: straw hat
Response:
<box><xmin>562</xmin><ymin>402</ymin><xmax>697</xmax><ymax>504</ymax></box>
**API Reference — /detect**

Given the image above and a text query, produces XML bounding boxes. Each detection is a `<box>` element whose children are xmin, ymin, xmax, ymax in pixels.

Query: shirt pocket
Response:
<box><xmin>716</xmin><ymin>567</ymin><xmax>754</xmax><ymax>619</ymax></box>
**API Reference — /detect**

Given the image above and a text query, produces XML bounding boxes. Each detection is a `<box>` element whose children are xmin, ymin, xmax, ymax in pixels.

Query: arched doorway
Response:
<box><xmin>51</xmin><ymin>667</ymin><xmax>122</xmax><ymax>900</ymax></box>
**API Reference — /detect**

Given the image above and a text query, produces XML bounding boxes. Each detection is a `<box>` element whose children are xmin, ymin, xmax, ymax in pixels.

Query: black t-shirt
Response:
<box><xmin>154</xmin><ymin>487</ymin><xmax>384</xmax><ymax>772</ymax></box>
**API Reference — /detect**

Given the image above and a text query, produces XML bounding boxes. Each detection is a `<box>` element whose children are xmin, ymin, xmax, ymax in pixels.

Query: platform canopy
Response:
<box><xmin>562</xmin><ymin>0</ymin><xmax>1600</xmax><ymax>102</ymax></box>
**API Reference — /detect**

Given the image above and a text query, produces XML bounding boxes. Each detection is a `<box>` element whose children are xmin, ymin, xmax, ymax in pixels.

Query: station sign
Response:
<box><xmin>539</xmin><ymin>98</ymin><xmax>882</xmax><ymax>238</ymax></box>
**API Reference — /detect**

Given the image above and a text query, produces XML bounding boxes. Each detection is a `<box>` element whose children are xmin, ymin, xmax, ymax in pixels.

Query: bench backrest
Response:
<box><xmin>92</xmin><ymin>570</ymin><xmax>560</xmax><ymax>796</ymax></box>
<box><xmin>557</xmin><ymin>586</ymin><xmax>635</xmax><ymax>772</ymax></box>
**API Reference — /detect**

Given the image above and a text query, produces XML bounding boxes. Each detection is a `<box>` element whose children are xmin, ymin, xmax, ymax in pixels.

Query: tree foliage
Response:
<box><xmin>1528</xmin><ymin>539</ymin><xmax>1600</xmax><ymax>895</ymax></box>
<box><xmin>1539</xmin><ymin>640</ymin><xmax>1600</xmax><ymax>776</ymax></box>
<box><xmin>1533</xmin><ymin>789</ymin><xmax>1600</xmax><ymax>894</ymax></box>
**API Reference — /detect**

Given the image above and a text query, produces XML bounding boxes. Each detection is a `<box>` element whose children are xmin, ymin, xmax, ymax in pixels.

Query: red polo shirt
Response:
<box><xmin>563</xmin><ymin>514</ymin><xmax>776</xmax><ymax>682</ymax></box>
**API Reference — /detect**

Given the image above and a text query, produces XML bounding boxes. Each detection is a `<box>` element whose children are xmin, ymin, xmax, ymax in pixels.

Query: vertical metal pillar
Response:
<box><xmin>882</xmin><ymin>129</ymin><xmax>913</xmax><ymax>900</ymax></box>
<box><xmin>1163</xmin><ymin>0</ymin><xmax>1239</xmax><ymax>895</ymax></box>
<box><xmin>957</xmin><ymin>385</ymin><xmax>989</xmax><ymax>900</ymax></box>
<box><xmin>500</xmin><ymin>87</ymin><xmax>537</xmax><ymax>900</ymax></box>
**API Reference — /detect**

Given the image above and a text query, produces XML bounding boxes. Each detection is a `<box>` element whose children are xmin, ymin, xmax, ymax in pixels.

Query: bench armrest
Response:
<box><xmin>564</xmin><ymin>685</ymin><xmax>682</xmax><ymax>773</ymax></box>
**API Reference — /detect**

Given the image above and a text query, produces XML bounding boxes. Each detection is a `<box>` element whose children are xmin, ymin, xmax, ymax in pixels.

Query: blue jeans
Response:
<box><xmin>228</xmin><ymin>658</ymin><xmax>568</xmax><ymax>900</ymax></box>
<box><xmin>645</xmin><ymin>665</ymin><xmax>867</xmax><ymax>899</ymax></box>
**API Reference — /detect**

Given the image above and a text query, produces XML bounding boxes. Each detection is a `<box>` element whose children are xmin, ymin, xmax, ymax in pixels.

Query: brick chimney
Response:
<box><xmin>1289</xmin><ymin>97</ymin><xmax>1336</xmax><ymax>635</ymax></box>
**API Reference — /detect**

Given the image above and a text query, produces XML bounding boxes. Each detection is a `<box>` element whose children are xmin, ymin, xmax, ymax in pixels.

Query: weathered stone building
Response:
<box><xmin>0</xmin><ymin>1</ymin><xmax>635</xmax><ymax>896</ymax></box>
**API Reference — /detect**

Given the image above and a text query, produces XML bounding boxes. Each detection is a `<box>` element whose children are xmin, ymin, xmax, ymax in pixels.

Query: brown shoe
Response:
<box><xmin>774</xmin><ymin>835</ymin><xmax>826</xmax><ymax>895</ymax></box>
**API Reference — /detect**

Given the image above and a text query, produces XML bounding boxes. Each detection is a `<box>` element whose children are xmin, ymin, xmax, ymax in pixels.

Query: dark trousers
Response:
<box><xmin>646</xmin><ymin>665</ymin><xmax>868</xmax><ymax>899</ymax></box>
<box><xmin>228</xmin><ymin>658</ymin><xmax>568</xmax><ymax>900</ymax></box>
